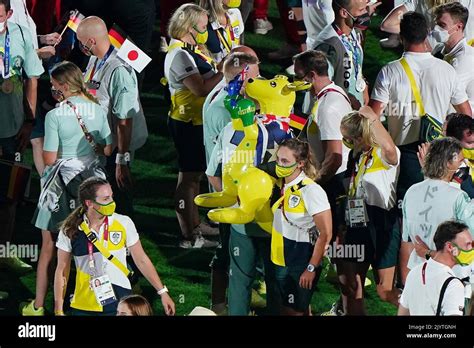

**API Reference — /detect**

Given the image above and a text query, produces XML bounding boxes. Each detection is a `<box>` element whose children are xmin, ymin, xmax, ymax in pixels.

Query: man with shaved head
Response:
<box><xmin>77</xmin><ymin>16</ymin><xmax>148</xmax><ymax>217</ymax></box>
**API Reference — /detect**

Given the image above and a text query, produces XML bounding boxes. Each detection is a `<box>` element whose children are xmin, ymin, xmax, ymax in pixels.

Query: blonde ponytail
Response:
<box><xmin>340</xmin><ymin>111</ymin><xmax>378</xmax><ymax>148</ymax></box>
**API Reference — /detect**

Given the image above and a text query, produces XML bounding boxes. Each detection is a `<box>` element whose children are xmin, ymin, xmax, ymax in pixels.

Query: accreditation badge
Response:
<box><xmin>346</xmin><ymin>198</ymin><xmax>369</xmax><ymax>228</ymax></box>
<box><xmin>355</xmin><ymin>72</ymin><xmax>366</xmax><ymax>93</ymax></box>
<box><xmin>91</xmin><ymin>275</ymin><xmax>117</xmax><ymax>306</ymax></box>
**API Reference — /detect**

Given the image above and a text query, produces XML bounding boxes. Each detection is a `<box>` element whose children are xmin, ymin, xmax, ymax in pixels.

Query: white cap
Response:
<box><xmin>188</xmin><ymin>306</ymin><xmax>217</xmax><ymax>316</ymax></box>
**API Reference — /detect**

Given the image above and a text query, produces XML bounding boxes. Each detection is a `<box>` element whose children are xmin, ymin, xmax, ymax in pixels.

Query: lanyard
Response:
<box><xmin>333</xmin><ymin>24</ymin><xmax>362</xmax><ymax>79</ymax></box>
<box><xmin>216</xmin><ymin>28</ymin><xmax>232</xmax><ymax>53</ymax></box>
<box><xmin>278</xmin><ymin>181</ymin><xmax>312</xmax><ymax>232</ymax></box>
<box><xmin>167</xmin><ymin>40</ymin><xmax>216</xmax><ymax>69</ymax></box>
<box><xmin>215</xmin><ymin>15</ymin><xmax>235</xmax><ymax>53</ymax></box>
<box><xmin>422</xmin><ymin>262</ymin><xmax>427</xmax><ymax>285</ymax></box>
<box><xmin>1</xmin><ymin>27</ymin><xmax>11</xmax><ymax>78</ymax></box>
<box><xmin>306</xmin><ymin>88</ymin><xmax>352</xmax><ymax>139</ymax></box>
<box><xmin>279</xmin><ymin>184</ymin><xmax>295</xmax><ymax>226</ymax></box>
<box><xmin>348</xmin><ymin>148</ymin><xmax>373</xmax><ymax>198</ymax></box>
<box><xmin>85</xmin><ymin>45</ymin><xmax>114</xmax><ymax>82</ymax></box>
<box><xmin>310</xmin><ymin>87</ymin><xmax>351</xmax><ymax>123</ymax></box>
<box><xmin>65</xmin><ymin>100</ymin><xmax>96</xmax><ymax>150</ymax></box>
<box><xmin>87</xmin><ymin>216</ymin><xmax>109</xmax><ymax>270</ymax></box>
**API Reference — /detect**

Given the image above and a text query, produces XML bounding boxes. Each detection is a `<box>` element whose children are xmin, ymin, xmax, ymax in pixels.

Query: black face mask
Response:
<box><xmin>349</xmin><ymin>11</ymin><xmax>371</xmax><ymax>30</ymax></box>
<box><xmin>335</xmin><ymin>1</ymin><xmax>371</xmax><ymax>31</ymax></box>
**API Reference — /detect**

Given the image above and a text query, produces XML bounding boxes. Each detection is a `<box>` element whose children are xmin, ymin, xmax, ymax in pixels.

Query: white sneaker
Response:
<box><xmin>179</xmin><ymin>234</ymin><xmax>219</xmax><ymax>249</ymax></box>
<box><xmin>179</xmin><ymin>239</ymin><xmax>194</xmax><ymax>249</ymax></box>
<box><xmin>254</xmin><ymin>18</ymin><xmax>273</xmax><ymax>35</ymax></box>
<box><xmin>320</xmin><ymin>302</ymin><xmax>345</xmax><ymax>316</ymax></box>
<box><xmin>192</xmin><ymin>234</ymin><xmax>219</xmax><ymax>249</ymax></box>
<box><xmin>194</xmin><ymin>222</ymin><xmax>219</xmax><ymax>237</ymax></box>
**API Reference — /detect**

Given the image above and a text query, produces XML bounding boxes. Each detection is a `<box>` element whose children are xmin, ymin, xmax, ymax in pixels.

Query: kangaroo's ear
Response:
<box><xmin>290</xmin><ymin>80</ymin><xmax>312</xmax><ymax>91</ymax></box>
<box><xmin>282</xmin><ymin>81</ymin><xmax>311</xmax><ymax>94</ymax></box>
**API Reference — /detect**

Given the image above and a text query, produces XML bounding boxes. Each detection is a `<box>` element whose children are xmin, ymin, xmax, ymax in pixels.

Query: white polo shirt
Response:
<box><xmin>56</xmin><ymin>213</ymin><xmax>139</xmax><ymax>292</ymax></box>
<box><xmin>306</xmin><ymin>83</ymin><xmax>352</xmax><ymax>174</ymax></box>
<box><xmin>400</xmin><ymin>258</ymin><xmax>465</xmax><ymax>315</ymax></box>
<box><xmin>371</xmin><ymin>52</ymin><xmax>468</xmax><ymax>146</ymax></box>
<box><xmin>443</xmin><ymin>39</ymin><xmax>474</xmax><ymax>110</ymax></box>
<box><xmin>271</xmin><ymin>172</ymin><xmax>330</xmax><ymax>267</ymax></box>
<box><xmin>349</xmin><ymin>146</ymin><xmax>401</xmax><ymax>210</ymax></box>
<box><xmin>164</xmin><ymin>39</ymin><xmax>216</xmax><ymax>93</ymax></box>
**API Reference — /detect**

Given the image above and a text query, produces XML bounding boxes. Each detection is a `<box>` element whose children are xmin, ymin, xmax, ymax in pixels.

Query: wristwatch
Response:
<box><xmin>425</xmin><ymin>250</ymin><xmax>432</xmax><ymax>260</ymax></box>
<box><xmin>157</xmin><ymin>286</ymin><xmax>168</xmax><ymax>296</ymax></box>
<box><xmin>306</xmin><ymin>264</ymin><xmax>316</xmax><ymax>273</ymax></box>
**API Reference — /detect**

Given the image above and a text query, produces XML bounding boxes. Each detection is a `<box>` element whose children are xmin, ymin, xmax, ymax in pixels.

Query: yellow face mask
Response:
<box><xmin>93</xmin><ymin>200</ymin><xmax>116</xmax><ymax>216</ymax></box>
<box><xmin>453</xmin><ymin>243</ymin><xmax>474</xmax><ymax>266</ymax></box>
<box><xmin>226</xmin><ymin>0</ymin><xmax>241</xmax><ymax>8</ymax></box>
<box><xmin>192</xmin><ymin>26</ymin><xmax>208</xmax><ymax>45</ymax></box>
<box><xmin>462</xmin><ymin>148</ymin><xmax>474</xmax><ymax>161</ymax></box>
<box><xmin>275</xmin><ymin>162</ymin><xmax>298</xmax><ymax>178</ymax></box>
<box><xmin>343</xmin><ymin>138</ymin><xmax>354</xmax><ymax>150</ymax></box>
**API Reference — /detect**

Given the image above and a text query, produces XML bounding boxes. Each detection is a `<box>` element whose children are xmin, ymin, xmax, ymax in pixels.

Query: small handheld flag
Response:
<box><xmin>108</xmin><ymin>24</ymin><xmax>152</xmax><ymax>73</ymax></box>
<box><xmin>108</xmin><ymin>24</ymin><xmax>127</xmax><ymax>49</ymax></box>
<box><xmin>55</xmin><ymin>10</ymin><xmax>84</xmax><ymax>47</ymax></box>
<box><xmin>116</xmin><ymin>39</ymin><xmax>152</xmax><ymax>73</ymax></box>
<box><xmin>66</xmin><ymin>10</ymin><xmax>84</xmax><ymax>32</ymax></box>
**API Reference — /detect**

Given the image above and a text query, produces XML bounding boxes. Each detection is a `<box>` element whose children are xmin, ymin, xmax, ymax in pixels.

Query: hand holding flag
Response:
<box><xmin>55</xmin><ymin>10</ymin><xmax>84</xmax><ymax>47</ymax></box>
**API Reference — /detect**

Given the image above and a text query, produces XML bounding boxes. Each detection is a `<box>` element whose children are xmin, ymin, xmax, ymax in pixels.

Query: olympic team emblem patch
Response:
<box><xmin>288</xmin><ymin>195</ymin><xmax>301</xmax><ymax>208</ymax></box>
<box><xmin>110</xmin><ymin>231</ymin><xmax>122</xmax><ymax>245</ymax></box>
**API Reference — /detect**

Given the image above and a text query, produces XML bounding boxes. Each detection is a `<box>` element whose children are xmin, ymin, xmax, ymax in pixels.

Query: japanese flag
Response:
<box><xmin>117</xmin><ymin>39</ymin><xmax>152</xmax><ymax>73</ymax></box>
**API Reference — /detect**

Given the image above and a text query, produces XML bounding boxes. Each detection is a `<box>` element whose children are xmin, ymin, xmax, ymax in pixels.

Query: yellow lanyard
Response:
<box><xmin>309</xmin><ymin>100</ymin><xmax>319</xmax><ymax>124</ymax></box>
<box><xmin>167</xmin><ymin>40</ymin><xmax>216</xmax><ymax>69</ymax></box>
<box><xmin>216</xmin><ymin>28</ymin><xmax>232</xmax><ymax>53</ymax></box>
<box><xmin>348</xmin><ymin>149</ymin><xmax>373</xmax><ymax>198</ymax></box>
<box><xmin>400</xmin><ymin>58</ymin><xmax>425</xmax><ymax>116</ymax></box>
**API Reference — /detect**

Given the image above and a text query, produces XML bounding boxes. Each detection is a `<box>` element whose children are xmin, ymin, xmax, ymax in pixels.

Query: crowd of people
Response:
<box><xmin>1</xmin><ymin>0</ymin><xmax>474</xmax><ymax>317</ymax></box>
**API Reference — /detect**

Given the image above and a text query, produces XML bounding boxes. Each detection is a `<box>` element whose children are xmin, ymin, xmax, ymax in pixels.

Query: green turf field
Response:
<box><xmin>0</xmin><ymin>3</ymin><xmax>402</xmax><ymax>316</ymax></box>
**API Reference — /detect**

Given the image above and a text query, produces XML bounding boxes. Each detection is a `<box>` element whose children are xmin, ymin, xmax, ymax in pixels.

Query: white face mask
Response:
<box><xmin>430</xmin><ymin>25</ymin><xmax>450</xmax><ymax>44</ymax></box>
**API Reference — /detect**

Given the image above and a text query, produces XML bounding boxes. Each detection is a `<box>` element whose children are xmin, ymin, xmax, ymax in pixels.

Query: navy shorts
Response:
<box><xmin>167</xmin><ymin>117</ymin><xmax>206</xmax><ymax>172</ymax></box>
